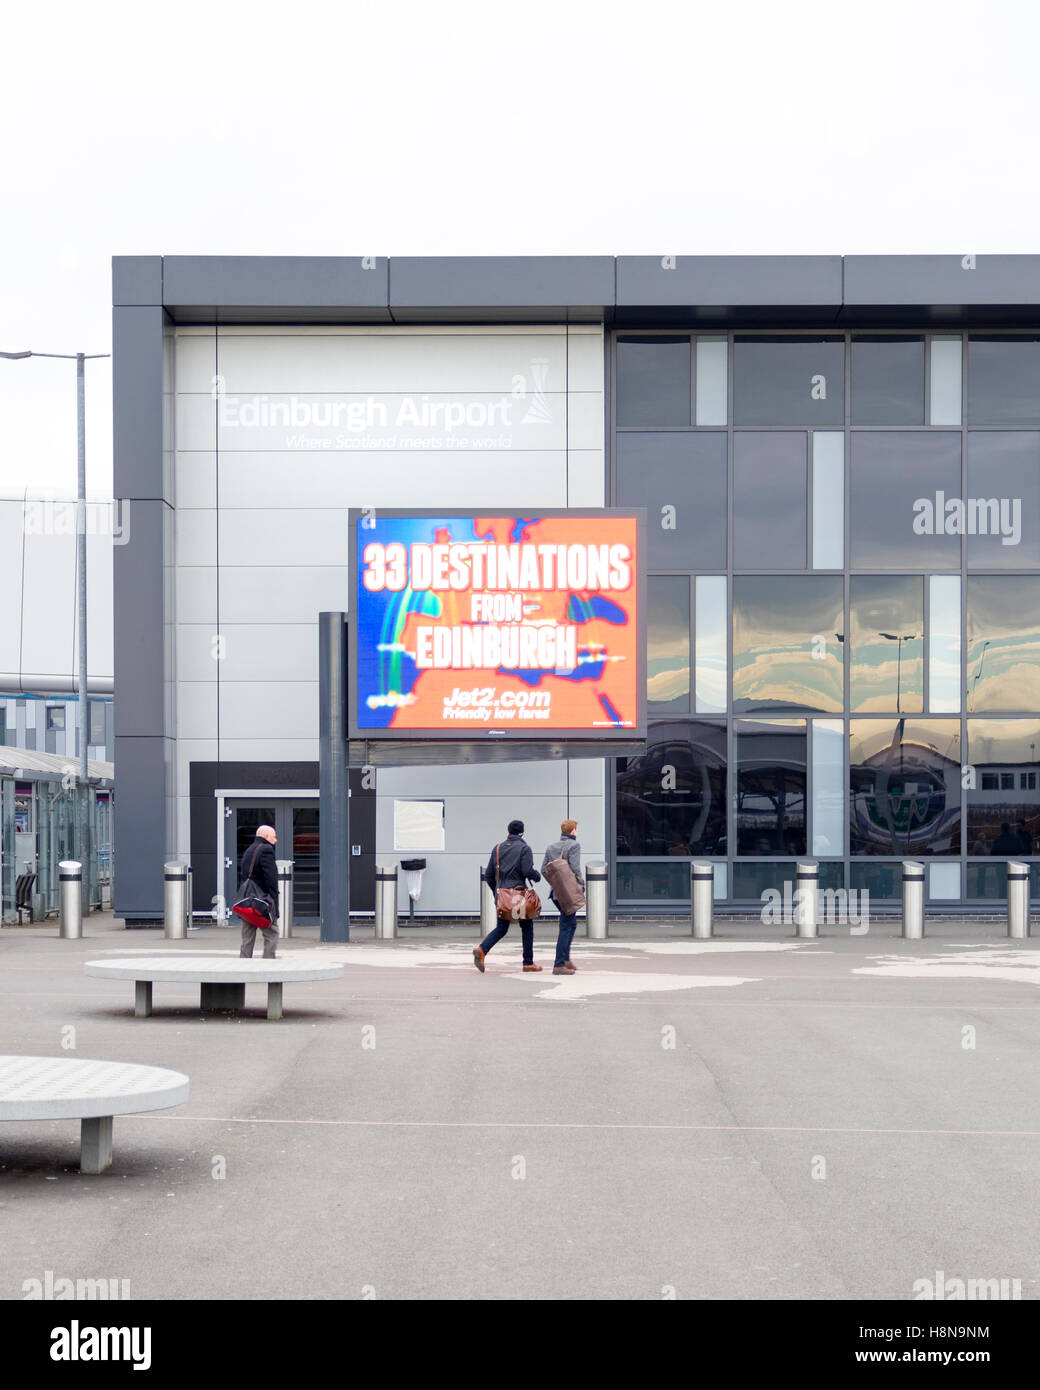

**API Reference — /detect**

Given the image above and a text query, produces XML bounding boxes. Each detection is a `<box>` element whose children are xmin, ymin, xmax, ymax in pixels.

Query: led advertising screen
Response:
<box><xmin>349</xmin><ymin>509</ymin><xmax>645</xmax><ymax>740</ymax></box>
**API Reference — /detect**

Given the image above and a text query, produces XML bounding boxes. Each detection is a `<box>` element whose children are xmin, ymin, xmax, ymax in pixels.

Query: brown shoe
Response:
<box><xmin>522</xmin><ymin>963</ymin><xmax>543</xmax><ymax>972</ymax></box>
<box><xmin>473</xmin><ymin>947</ymin><xmax>485</xmax><ymax>974</ymax></box>
<box><xmin>566</xmin><ymin>960</ymin><xmax>577</xmax><ymax>971</ymax></box>
<box><xmin>552</xmin><ymin>964</ymin><xmax>576</xmax><ymax>975</ymax></box>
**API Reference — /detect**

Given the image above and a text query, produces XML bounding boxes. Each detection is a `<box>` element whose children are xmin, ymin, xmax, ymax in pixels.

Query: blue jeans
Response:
<box><xmin>479</xmin><ymin>919</ymin><xmax>535</xmax><ymax>965</ymax></box>
<box><xmin>554</xmin><ymin>911</ymin><xmax>578</xmax><ymax>968</ymax></box>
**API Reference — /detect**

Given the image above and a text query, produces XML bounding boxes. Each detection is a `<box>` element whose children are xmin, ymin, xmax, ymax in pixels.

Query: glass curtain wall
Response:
<box><xmin>612</xmin><ymin>330</ymin><xmax>1040</xmax><ymax>907</ymax></box>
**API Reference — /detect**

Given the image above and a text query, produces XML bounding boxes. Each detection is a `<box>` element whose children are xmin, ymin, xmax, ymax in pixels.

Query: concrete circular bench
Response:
<box><xmin>85</xmin><ymin>956</ymin><xmax>344</xmax><ymax>1020</ymax></box>
<box><xmin>0</xmin><ymin>1055</ymin><xmax>189</xmax><ymax>1173</ymax></box>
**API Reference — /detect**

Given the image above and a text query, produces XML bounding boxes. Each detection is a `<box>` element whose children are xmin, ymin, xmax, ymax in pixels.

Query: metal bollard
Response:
<box><xmin>479</xmin><ymin>866</ymin><xmax>497</xmax><ymax>939</ymax></box>
<box><xmin>186</xmin><ymin>865</ymin><xmax>194</xmax><ymax>932</ymax></box>
<box><xmin>374</xmin><ymin>864</ymin><xmax>398</xmax><ymax>940</ymax></box>
<box><xmin>691</xmin><ymin>861</ymin><xmax>714</xmax><ymax>939</ymax></box>
<box><xmin>164</xmin><ymin>862</ymin><xmax>188</xmax><ymax>940</ymax></box>
<box><xmin>58</xmin><ymin>860</ymin><xmax>82</xmax><ymax>939</ymax></box>
<box><xmin>1007</xmin><ymin>860</ymin><xmax>1031</xmax><ymax>939</ymax></box>
<box><xmin>586</xmin><ymin>862</ymin><xmax>609</xmax><ymax>939</ymax></box>
<box><xmin>902</xmin><ymin>861</ymin><xmax>925</xmax><ymax>939</ymax></box>
<box><xmin>794</xmin><ymin>862</ymin><xmax>819</xmax><ymax>939</ymax></box>
<box><xmin>276</xmin><ymin>860</ymin><xmax>294</xmax><ymax>940</ymax></box>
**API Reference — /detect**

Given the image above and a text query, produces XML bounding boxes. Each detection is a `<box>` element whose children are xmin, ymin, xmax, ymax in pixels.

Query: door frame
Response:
<box><xmin>215</xmin><ymin>788</ymin><xmax>318</xmax><ymax>924</ymax></box>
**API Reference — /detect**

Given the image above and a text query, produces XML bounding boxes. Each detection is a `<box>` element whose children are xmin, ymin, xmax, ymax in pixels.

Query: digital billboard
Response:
<box><xmin>349</xmin><ymin>510</ymin><xmax>645</xmax><ymax>740</ymax></box>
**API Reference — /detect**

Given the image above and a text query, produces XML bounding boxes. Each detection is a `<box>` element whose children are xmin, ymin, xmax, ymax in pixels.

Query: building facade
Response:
<box><xmin>112</xmin><ymin>255</ymin><xmax>1040</xmax><ymax>921</ymax></box>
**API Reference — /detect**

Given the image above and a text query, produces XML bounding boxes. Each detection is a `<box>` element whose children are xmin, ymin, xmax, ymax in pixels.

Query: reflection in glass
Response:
<box><xmin>966</xmin><ymin>577</ymin><xmax>1040</xmax><ymax>712</ymax></box>
<box><xmin>695</xmin><ymin>576</ymin><xmax>727</xmax><ymax>714</ymax></box>
<box><xmin>849</xmin><ymin>861</ymin><xmax>902</xmax><ymax>900</ymax></box>
<box><xmin>647</xmin><ymin>577</ymin><xmax>690</xmax><ymax>711</ymax></box>
<box><xmin>616</xmin><ymin>336</ymin><xmax>691</xmax><ymax>426</ymax></box>
<box><xmin>966</xmin><ymin>433</ymin><xmax>1040</xmax><ymax>568</ymax></box>
<box><xmin>616</xmin><ymin>721</ymin><xmax>726</xmax><ymax>858</ymax></box>
<box><xmin>968</xmin><ymin>337</ymin><xmax>1040</xmax><ymax>426</ymax></box>
<box><xmin>929</xmin><ymin>576</ymin><xmax>961</xmax><ymax>713</ymax></box>
<box><xmin>930</xmin><ymin>337</ymin><xmax>962</xmax><ymax>427</ymax></box>
<box><xmin>850</xmin><ymin>432</ymin><xmax>962</xmax><ymax>568</ymax></box>
<box><xmin>849</xmin><ymin>719</ymin><xmax>961</xmax><ymax>855</ymax></box>
<box><xmin>812</xmin><ymin>720</ymin><xmax>844</xmax><ymax>857</ymax></box>
<box><xmin>736</xmin><ymin>718</ymin><xmax>806</xmax><ymax>855</ymax></box>
<box><xmin>812</xmin><ymin>432</ymin><xmax>844</xmax><ymax>569</ymax></box>
<box><xmin>733</xmin><ymin>337</ymin><xmax>845</xmax><ymax>426</ymax></box>
<box><xmin>849</xmin><ymin>576</ymin><xmax>924</xmax><ymax>712</ymax></box>
<box><xmin>733</xmin><ymin>432</ymin><xmax>807</xmax><ymax>568</ymax></box>
<box><xmin>966</xmin><ymin>719</ymin><xmax>1040</xmax><ymax>857</ymax></box>
<box><xmin>967</xmin><ymin>862</ymin><xmax>1040</xmax><ymax>900</ymax></box>
<box><xmin>616</xmin><ymin>860</ymin><xmax>694</xmax><ymax>901</ymax></box>
<box><xmin>851</xmin><ymin>337</ymin><xmax>925</xmax><ymax>425</ymax></box>
<box><xmin>733</xmin><ymin>576</ymin><xmax>843</xmax><ymax>713</ymax></box>
<box><xmin>695</xmin><ymin>337</ymin><xmax>727</xmax><ymax>426</ymax></box>
<box><xmin>616</xmin><ymin>432</ymin><xmax>727</xmax><ymax>569</ymax></box>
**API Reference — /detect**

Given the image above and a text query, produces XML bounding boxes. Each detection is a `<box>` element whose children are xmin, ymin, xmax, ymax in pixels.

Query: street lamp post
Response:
<box><xmin>1</xmin><ymin>348</ymin><xmax>109</xmax><ymax>911</ymax></box>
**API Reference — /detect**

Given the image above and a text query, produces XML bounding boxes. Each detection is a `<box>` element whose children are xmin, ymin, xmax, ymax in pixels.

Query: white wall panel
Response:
<box><xmin>219</xmin><ymin>681</ymin><xmax>318</xmax><ymax>740</ymax></box>
<box><xmin>377</xmin><ymin>759</ymin><xmax>567</xmax><ymax>799</ymax></box>
<box><xmin>176</xmin><ymin>509</ymin><xmax>217</xmax><ymax>567</ymax></box>
<box><xmin>176</xmin><ymin>453</ymin><xmax>217</xmax><ymax>509</ymax></box>
<box><xmin>177</xmin><ymin>681</ymin><xmax>218</xmax><ymax>739</ymax></box>
<box><xmin>216</xmin><ymin>737</ymin><xmax>318</xmax><ymax>763</ymax></box>
<box><xmin>0</xmin><ymin>503</ymin><xmax>25</xmax><ymax>675</ymax></box>
<box><xmin>566</xmin><ymin>450</ymin><xmax>605</xmax><ymax>507</ymax></box>
<box><xmin>215</xmin><ymin>623</ymin><xmax>318</xmax><ymax>683</ymax></box>
<box><xmin>216</xmin><ymin>331</ymin><xmax>569</xmax><ymax>394</ymax></box>
<box><xmin>218</xmin><ymin>566</ymin><xmax>347</xmax><ymax>623</ymax></box>
<box><xmin>175</xmin><ymin>332</ymin><xmax>216</xmax><ymax>394</ymax></box>
<box><xmin>566</xmin><ymin>329</ymin><xmax>605</xmax><ymax>392</ymax></box>
<box><xmin>216</xmin><ymin>509</ymin><xmax>347</xmax><ymax>568</ymax></box>
<box><xmin>567</xmin><ymin>758</ymin><xmax>605</xmax><ymax>797</ymax></box>
<box><xmin>20</xmin><ymin>528</ymin><xmax>76</xmax><ymax>682</ymax></box>
<box><xmin>567</xmin><ymin>392</ymin><xmax>605</xmax><ymax>450</ymax></box>
<box><xmin>175</xmin><ymin>394</ymin><xmax>216</xmax><ymax>452</ymax></box>
<box><xmin>175</xmin><ymin>567</ymin><xmax>218</xmax><ymax>624</ymax></box>
<box><xmin>175</xmin><ymin>738</ymin><xmax>217</xmax><ymax>796</ymax></box>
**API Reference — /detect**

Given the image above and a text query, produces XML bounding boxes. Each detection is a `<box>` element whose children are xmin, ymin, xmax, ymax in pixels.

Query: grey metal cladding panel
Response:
<box><xmin>114</xmin><ymin>500</ymin><xmax>167</xmax><ymax>738</ymax></box>
<box><xmin>112</xmin><ymin>256</ymin><xmax>163</xmax><ymax>305</ymax></box>
<box><xmin>389</xmin><ymin>257</ymin><xmax>616</xmax><ymax>309</ymax></box>
<box><xmin>113</xmin><ymin>734</ymin><xmax>170</xmax><ymax>918</ymax></box>
<box><xmin>616</xmin><ymin>256</ymin><xmax>843</xmax><ymax>307</ymax></box>
<box><xmin>162</xmin><ymin>257</ymin><xmax>389</xmax><ymax>309</ymax></box>
<box><xmin>113</xmin><ymin>306</ymin><xmax>165</xmax><ymax>499</ymax></box>
<box><xmin>845</xmin><ymin>255</ymin><xmax>1040</xmax><ymax>306</ymax></box>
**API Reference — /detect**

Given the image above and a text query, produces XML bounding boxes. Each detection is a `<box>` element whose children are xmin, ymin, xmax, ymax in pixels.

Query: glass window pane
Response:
<box><xmin>736</xmin><ymin>718</ymin><xmax>806</xmax><ymax>855</ymax></box>
<box><xmin>966</xmin><ymin>433</ymin><xmax>1040</xmax><ymax>568</ymax></box>
<box><xmin>849</xmin><ymin>575</ymin><xmax>924</xmax><ymax>713</ymax></box>
<box><xmin>812</xmin><ymin>432</ymin><xmax>844</xmax><ymax>569</ymax></box>
<box><xmin>647</xmin><ymin>577</ymin><xmax>690</xmax><ymax>712</ymax></box>
<box><xmin>929</xmin><ymin>863</ymin><xmax>960</xmax><ymax>899</ymax></box>
<box><xmin>851</xmin><ymin>337</ymin><xmax>925</xmax><ymax>425</ymax></box>
<box><xmin>615</xmin><ymin>721</ymin><xmax>727</xmax><ymax>858</ymax></box>
<box><xmin>733</xmin><ymin>576</ymin><xmax>843</xmax><ymax>714</ymax></box>
<box><xmin>615</xmin><ymin>860</ymin><xmax>693</xmax><ymax>901</ymax></box>
<box><xmin>849</xmin><ymin>861</ymin><xmax>902</xmax><ymax>900</ymax></box>
<box><xmin>616</xmin><ymin>432</ymin><xmax>727</xmax><ymax>569</ymax></box>
<box><xmin>929</xmin><ymin>575</ymin><xmax>961</xmax><ymax>714</ymax></box>
<box><xmin>812</xmin><ymin>719</ymin><xmax>845</xmax><ymax>857</ymax></box>
<box><xmin>849</xmin><ymin>719</ymin><xmax>961</xmax><ymax>855</ymax></box>
<box><xmin>930</xmin><ymin>336</ymin><xmax>962</xmax><ymax>427</ymax></box>
<box><xmin>850</xmin><ymin>432</ymin><xmax>962</xmax><ymax>568</ymax></box>
<box><xmin>967</xmin><ymin>577</ymin><xmax>1040</xmax><ymax>712</ymax></box>
<box><xmin>695</xmin><ymin>337</ymin><xmax>727</xmax><ymax>426</ymax></box>
<box><xmin>616</xmin><ymin>336</ymin><xmax>691</xmax><ymax>426</ymax></box>
<box><xmin>733</xmin><ymin>432</ymin><xmax>807</xmax><ymax>568</ymax></box>
<box><xmin>695</xmin><ymin>576</ymin><xmax>727</xmax><ymax>714</ymax></box>
<box><xmin>733</xmin><ymin>337</ymin><xmax>845</xmax><ymax>426</ymax></box>
<box><xmin>968</xmin><ymin>337</ymin><xmax>1040</xmax><ymax>426</ymax></box>
<box><xmin>732</xmin><ymin>861</ymin><xmax>796</xmax><ymax>902</ymax></box>
<box><xmin>966</xmin><ymin>720</ymin><xmax>1040</xmax><ymax>857</ymax></box>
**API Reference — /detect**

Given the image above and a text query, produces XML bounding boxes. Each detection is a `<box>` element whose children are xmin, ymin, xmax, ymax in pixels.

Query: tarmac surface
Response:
<box><xmin>2</xmin><ymin>911</ymin><xmax>1040</xmax><ymax>1301</ymax></box>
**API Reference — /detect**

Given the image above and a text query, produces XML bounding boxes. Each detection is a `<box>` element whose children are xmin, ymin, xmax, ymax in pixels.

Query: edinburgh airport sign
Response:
<box><xmin>348</xmin><ymin>510</ymin><xmax>645</xmax><ymax>740</ymax></box>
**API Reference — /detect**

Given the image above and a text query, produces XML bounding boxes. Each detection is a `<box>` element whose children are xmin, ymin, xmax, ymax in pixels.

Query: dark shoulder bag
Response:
<box><xmin>232</xmin><ymin>841</ymin><xmax>274</xmax><ymax>929</ymax></box>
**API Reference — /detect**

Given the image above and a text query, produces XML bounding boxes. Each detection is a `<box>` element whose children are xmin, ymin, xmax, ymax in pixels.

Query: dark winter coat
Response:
<box><xmin>485</xmin><ymin>834</ymin><xmax>541</xmax><ymax>892</ymax></box>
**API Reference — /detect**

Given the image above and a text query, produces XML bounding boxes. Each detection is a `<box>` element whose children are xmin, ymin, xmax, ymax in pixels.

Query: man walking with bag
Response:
<box><xmin>474</xmin><ymin>819</ymin><xmax>542</xmax><ymax>973</ymax></box>
<box><xmin>236</xmin><ymin>824</ymin><xmax>280</xmax><ymax>959</ymax></box>
<box><xmin>541</xmin><ymin>819</ymin><xmax>584</xmax><ymax>976</ymax></box>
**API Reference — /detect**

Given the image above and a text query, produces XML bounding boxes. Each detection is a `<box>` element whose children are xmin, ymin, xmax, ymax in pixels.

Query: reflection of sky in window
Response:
<box><xmin>967</xmin><ymin>578</ymin><xmax>1040</xmax><ymax>712</ymax></box>
<box><xmin>733</xmin><ymin>578</ymin><xmax>842</xmax><ymax>712</ymax></box>
<box><xmin>647</xmin><ymin>577</ymin><xmax>689</xmax><ymax>707</ymax></box>
<box><xmin>850</xmin><ymin>577</ymin><xmax>923</xmax><ymax>712</ymax></box>
<box><xmin>967</xmin><ymin>719</ymin><xmax>1040</xmax><ymax>765</ymax></box>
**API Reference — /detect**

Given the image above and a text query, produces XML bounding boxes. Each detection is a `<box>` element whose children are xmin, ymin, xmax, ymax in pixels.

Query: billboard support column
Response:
<box><xmin>319</xmin><ymin>612</ymin><xmax>350</xmax><ymax>942</ymax></box>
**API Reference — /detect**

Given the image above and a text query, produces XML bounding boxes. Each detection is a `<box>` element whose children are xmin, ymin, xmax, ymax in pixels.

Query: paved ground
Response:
<box><xmin>2</xmin><ymin>912</ymin><xmax>1039</xmax><ymax>1301</ymax></box>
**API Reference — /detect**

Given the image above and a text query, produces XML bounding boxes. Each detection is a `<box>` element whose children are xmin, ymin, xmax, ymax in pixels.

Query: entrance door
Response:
<box><xmin>224</xmin><ymin>780</ymin><xmax>375</xmax><ymax>926</ymax></box>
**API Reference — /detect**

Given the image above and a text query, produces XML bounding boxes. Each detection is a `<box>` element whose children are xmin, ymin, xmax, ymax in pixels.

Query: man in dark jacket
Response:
<box><xmin>474</xmin><ymin>819</ymin><xmax>542</xmax><ymax>973</ymax></box>
<box><xmin>238</xmin><ymin>824</ymin><xmax>280</xmax><ymax>959</ymax></box>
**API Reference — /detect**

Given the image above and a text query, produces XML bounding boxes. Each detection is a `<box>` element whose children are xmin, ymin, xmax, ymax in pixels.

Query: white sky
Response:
<box><xmin>1</xmin><ymin>0</ymin><xmax>1037</xmax><ymax>495</ymax></box>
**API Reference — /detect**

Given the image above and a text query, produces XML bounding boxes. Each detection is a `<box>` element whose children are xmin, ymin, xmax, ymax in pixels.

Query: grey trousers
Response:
<box><xmin>240</xmin><ymin>921</ymin><xmax>278</xmax><ymax>958</ymax></box>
